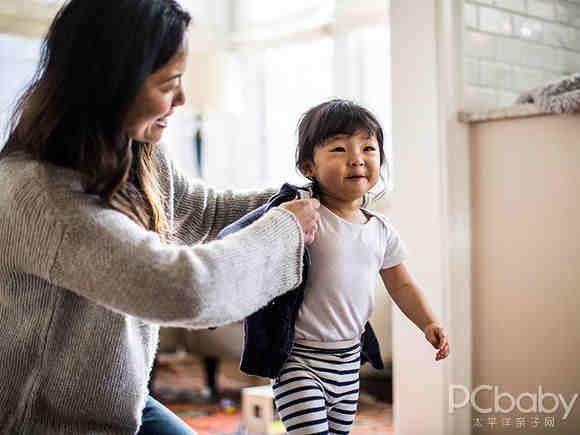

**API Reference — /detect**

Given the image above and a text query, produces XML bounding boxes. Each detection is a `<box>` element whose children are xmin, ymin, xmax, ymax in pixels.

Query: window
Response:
<box><xmin>191</xmin><ymin>1</ymin><xmax>392</xmax><ymax>191</ymax></box>
<box><xmin>0</xmin><ymin>34</ymin><xmax>41</xmax><ymax>147</ymax></box>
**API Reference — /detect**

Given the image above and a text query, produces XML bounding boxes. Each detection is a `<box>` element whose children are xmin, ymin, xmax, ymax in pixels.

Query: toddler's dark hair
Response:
<box><xmin>295</xmin><ymin>99</ymin><xmax>387</xmax><ymax>203</ymax></box>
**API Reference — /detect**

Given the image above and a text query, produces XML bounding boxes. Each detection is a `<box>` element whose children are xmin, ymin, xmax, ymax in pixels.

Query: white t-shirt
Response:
<box><xmin>294</xmin><ymin>204</ymin><xmax>408</xmax><ymax>342</ymax></box>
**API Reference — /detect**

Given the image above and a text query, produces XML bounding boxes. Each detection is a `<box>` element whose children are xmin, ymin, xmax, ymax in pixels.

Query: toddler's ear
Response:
<box><xmin>299</xmin><ymin>161</ymin><xmax>314</xmax><ymax>178</ymax></box>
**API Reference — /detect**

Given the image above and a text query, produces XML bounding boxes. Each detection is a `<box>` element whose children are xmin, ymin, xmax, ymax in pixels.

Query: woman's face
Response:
<box><xmin>124</xmin><ymin>41</ymin><xmax>188</xmax><ymax>144</ymax></box>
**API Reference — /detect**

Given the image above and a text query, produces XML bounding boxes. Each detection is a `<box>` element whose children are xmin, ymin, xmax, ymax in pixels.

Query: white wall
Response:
<box><xmin>391</xmin><ymin>1</ymin><xmax>447</xmax><ymax>433</ymax></box>
<box><xmin>391</xmin><ymin>1</ymin><xmax>472</xmax><ymax>433</ymax></box>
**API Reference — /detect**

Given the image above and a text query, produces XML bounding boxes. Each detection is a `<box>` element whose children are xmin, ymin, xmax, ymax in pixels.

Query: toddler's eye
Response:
<box><xmin>331</xmin><ymin>147</ymin><xmax>346</xmax><ymax>152</ymax></box>
<box><xmin>364</xmin><ymin>146</ymin><xmax>376</xmax><ymax>151</ymax></box>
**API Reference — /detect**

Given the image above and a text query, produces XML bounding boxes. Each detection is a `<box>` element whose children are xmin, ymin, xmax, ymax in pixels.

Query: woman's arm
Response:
<box><xmin>162</xmin><ymin>152</ymin><xmax>277</xmax><ymax>244</ymax></box>
<box><xmin>48</xmin><ymin>201</ymin><xmax>304</xmax><ymax>329</ymax></box>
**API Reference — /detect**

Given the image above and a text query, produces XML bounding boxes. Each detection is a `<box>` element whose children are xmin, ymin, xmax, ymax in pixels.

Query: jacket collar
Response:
<box><xmin>274</xmin><ymin>183</ymin><xmax>313</xmax><ymax>202</ymax></box>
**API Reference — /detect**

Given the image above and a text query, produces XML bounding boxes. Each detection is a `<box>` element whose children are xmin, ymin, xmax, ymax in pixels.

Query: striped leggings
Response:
<box><xmin>272</xmin><ymin>338</ymin><xmax>361</xmax><ymax>435</ymax></box>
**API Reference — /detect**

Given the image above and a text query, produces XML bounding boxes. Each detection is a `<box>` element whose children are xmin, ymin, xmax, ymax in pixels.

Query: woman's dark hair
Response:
<box><xmin>1</xmin><ymin>0</ymin><xmax>191</xmax><ymax>241</ymax></box>
<box><xmin>295</xmin><ymin>99</ymin><xmax>388</xmax><ymax>203</ymax></box>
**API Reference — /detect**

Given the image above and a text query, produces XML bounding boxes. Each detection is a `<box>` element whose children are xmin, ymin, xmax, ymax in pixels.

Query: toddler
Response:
<box><xmin>271</xmin><ymin>99</ymin><xmax>450</xmax><ymax>435</ymax></box>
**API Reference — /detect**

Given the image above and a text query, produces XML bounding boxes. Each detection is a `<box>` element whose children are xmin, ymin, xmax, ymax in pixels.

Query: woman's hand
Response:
<box><xmin>279</xmin><ymin>199</ymin><xmax>320</xmax><ymax>245</ymax></box>
<box><xmin>423</xmin><ymin>323</ymin><xmax>450</xmax><ymax>361</ymax></box>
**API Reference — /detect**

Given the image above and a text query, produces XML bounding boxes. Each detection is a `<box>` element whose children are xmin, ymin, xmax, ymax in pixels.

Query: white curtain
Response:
<box><xmin>190</xmin><ymin>0</ymin><xmax>392</xmax><ymax>191</ymax></box>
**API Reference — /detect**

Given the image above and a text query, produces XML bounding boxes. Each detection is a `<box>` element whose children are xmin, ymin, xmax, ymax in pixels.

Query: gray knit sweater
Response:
<box><xmin>0</xmin><ymin>148</ymin><xmax>304</xmax><ymax>434</ymax></box>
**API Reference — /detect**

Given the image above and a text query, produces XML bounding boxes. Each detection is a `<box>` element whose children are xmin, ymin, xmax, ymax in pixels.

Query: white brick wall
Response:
<box><xmin>464</xmin><ymin>0</ymin><xmax>580</xmax><ymax>111</ymax></box>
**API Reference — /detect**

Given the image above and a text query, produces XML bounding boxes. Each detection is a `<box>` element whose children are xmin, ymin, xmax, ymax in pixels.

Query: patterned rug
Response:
<box><xmin>154</xmin><ymin>355</ymin><xmax>394</xmax><ymax>434</ymax></box>
<box><xmin>165</xmin><ymin>394</ymin><xmax>393</xmax><ymax>434</ymax></box>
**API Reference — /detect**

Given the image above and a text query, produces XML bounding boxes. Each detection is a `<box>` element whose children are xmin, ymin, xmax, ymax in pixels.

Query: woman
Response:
<box><xmin>0</xmin><ymin>1</ymin><xmax>319</xmax><ymax>434</ymax></box>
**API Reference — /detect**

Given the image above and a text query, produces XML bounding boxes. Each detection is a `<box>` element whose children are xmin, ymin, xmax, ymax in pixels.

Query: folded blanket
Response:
<box><xmin>516</xmin><ymin>73</ymin><xmax>580</xmax><ymax>114</ymax></box>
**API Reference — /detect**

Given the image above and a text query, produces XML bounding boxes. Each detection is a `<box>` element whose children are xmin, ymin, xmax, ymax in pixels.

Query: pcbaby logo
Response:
<box><xmin>449</xmin><ymin>385</ymin><xmax>578</xmax><ymax>420</ymax></box>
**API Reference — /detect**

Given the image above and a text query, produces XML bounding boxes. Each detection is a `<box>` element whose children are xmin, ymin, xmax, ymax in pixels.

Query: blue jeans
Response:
<box><xmin>137</xmin><ymin>395</ymin><xmax>197</xmax><ymax>435</ymax></box>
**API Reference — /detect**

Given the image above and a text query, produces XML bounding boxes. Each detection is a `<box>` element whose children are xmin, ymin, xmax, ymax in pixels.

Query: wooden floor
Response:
<box><xmin>152</xmin><ymin>353</ymin><xmax>394</xmax><ymax>434</ymax></box>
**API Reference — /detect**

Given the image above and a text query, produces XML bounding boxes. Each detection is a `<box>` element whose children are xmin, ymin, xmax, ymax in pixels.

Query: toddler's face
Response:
<box><xmin>304</xmin><ymin>129</ymin><xmax>380</xmax><ymax>203</ymax></box>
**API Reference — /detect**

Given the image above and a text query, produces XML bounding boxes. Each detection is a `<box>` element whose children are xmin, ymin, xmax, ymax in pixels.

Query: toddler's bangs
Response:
<box><xmin>314</xmin><ymin>105</ymin><xmax>381</xmax><ymax>147</ymax></box>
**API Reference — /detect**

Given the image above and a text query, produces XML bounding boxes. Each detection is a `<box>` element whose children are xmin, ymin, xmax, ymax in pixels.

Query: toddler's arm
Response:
<box><xmin>380</xmin><ymin>264</ymin><xmax>450</xmax><ymax>361</ymax></box>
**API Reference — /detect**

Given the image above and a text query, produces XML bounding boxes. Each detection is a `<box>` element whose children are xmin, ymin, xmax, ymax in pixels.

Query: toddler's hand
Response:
<box><xmin>279</xmin><ymin>199</ymin><xmax>320</xmax><ymax>245</ymax></box>
<box><xmin>423</xmin><ymin>323</ymin><xmax>450</xmax><ymax>361</ymax></box>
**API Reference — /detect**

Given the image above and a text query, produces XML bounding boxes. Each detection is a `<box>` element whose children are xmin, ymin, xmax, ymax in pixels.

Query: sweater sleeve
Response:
<box><xmin>162</xmin><ymin>152</ymin><xmax>277</xmax><ymax>244</ymax></box>
<box><xmin>49</xmin><ymin>202</ymin><xmax>304</xmax><ymax>329</ymax></box>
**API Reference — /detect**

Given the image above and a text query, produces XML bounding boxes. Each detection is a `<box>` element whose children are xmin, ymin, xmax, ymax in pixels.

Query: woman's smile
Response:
<box><xmin>155</xmin><ymin>117</ymin><xmax>169</xmax><ymax>128</ymax></box>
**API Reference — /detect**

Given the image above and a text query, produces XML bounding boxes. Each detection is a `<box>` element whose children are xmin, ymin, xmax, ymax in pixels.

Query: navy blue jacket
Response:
<box><xmin>217</xmin><ymin>183</ymin><xmax>384</xmax><ymax>379</ymax></box>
